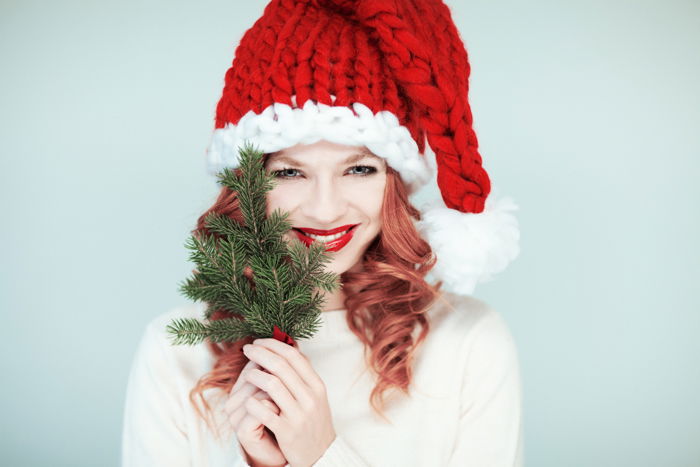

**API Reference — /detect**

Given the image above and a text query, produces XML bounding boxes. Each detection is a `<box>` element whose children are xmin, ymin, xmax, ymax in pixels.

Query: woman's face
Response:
<box><xmin>264</xmin><ymin>140</ymin><xmax>387</xmax><ymax>275</ymax></box>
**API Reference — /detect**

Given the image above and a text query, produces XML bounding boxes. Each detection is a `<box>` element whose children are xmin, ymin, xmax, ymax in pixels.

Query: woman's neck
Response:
<box><xmin>320</xmin><ymin>287</ymin><xmax>346</xmax><ymax>311</ymax></box>
<box><xmin>320</xmin><ymin>261</ymin><xmax>365</xmax><ymax>311</ymax></box>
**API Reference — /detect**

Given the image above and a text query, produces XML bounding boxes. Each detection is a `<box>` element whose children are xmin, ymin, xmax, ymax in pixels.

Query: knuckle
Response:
<box><xmin>243</xmin><ymin>359</ymin><xmax>255</xmax><ymax>369</ymax></box>
<box><xmin>268</xmin><ymin>375</ymin><xmax>284</xmax><ymax>392</ymax></box>
<box><xmin>256</xmin><ymin>370</ymin><xmax>273</xmax><ymax>389</ymax></box>
<box><xmin>251</xmin><ymin>369</ymin><xmax>268</xmax><ymax>388</ymax></box>
<box><xmin>290</xmin><ymin>353</ymin><xmax>306</xmax><ymax>368</ymax></box>
<box><xmin>225</xmin><ymin>387</ymin><xmax>250</xmax><ymax>412</ymax></box>
<box><xmin>238</xmin><ymin>369</ymin><xmax>251</xmax><ymax>383</ymax></box>
<box><xmin>266</xmin><ymin>354</ymin><xmax>283</xmax><ymax>372</ymax></box>
<box><xmin>312</xmin><ymin>379</ymin><xmax>327</xmax><ymax>396</ymax></box>
<box><xmin>299</xmin><ymin>394</ymin><xmax>315</xmax><ymax>412</ymax></box>
<box><xmin>243</xmin><ymin>396</ymin><xmax>258</xmax><ymax>412</ymax></box>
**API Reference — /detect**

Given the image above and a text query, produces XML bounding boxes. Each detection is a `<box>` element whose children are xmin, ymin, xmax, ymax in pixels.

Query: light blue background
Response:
<box><xmin>1</xmin><ymin>1</ymin><xmax>698</xmax><ymax>466</ymax></box>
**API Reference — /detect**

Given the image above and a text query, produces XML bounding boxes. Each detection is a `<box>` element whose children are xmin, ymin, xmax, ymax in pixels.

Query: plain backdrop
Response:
<box><xmin>1</xmin><ymin>0</ymin><xmax>698</xmax><ymax>466</ymax></box>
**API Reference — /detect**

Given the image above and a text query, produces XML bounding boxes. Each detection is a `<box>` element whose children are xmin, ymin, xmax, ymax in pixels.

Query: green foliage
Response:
<box><xmin>166</xmin><ymin>143</ymin><xmax>341</xmax><ymax>346</ymax></box>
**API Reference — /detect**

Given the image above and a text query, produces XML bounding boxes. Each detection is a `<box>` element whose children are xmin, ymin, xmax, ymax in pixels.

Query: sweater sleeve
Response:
<box><xmin>312</xmin><ymin>434</ymin><xmax>371</xmax><ymax>467</ymax></box>
<box><xmin>121</xmin><ymin>320</ymin><xmax>194</xmax><ymax>467</ymax></box>
<box><xmin>122</xmin><ymin>314</ymin><xmax>261</xmax><ymax>467</ymax></box>
<box><xmin>448</xmin><ymin>310</ymin><xmax>524</xmax><ymax>467</ymax></box>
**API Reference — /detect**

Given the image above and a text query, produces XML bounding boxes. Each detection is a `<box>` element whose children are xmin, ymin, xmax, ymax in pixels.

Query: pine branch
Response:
<box><xmin>166</xmin><ymin>317</ymin><xmax>248</xmax><ymax>345</ymax></box>
<box><xmin>167</xmin><ymin>143</ymin><xmax>341</xmax><ymax>347</ymax></box>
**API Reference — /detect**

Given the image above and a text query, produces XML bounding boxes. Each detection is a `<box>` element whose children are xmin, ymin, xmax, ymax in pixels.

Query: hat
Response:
<box><xmin>206</xmin><ymin>0</ymin><xmax>520</xmax><ymax>296</ymax></box>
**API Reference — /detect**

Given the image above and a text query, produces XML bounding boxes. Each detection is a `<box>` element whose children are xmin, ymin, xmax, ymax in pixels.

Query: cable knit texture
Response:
<box><xmin>210</xmin><ymin>0</ymin><xmax>489</xmax><ymax>212</ymax></box>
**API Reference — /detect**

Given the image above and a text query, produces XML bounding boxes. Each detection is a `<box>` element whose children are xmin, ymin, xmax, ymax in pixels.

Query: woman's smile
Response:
<box><xmin>292</xmin><ymin>225</ymin><xmax>359</xmax><ymax>252</ymax></box>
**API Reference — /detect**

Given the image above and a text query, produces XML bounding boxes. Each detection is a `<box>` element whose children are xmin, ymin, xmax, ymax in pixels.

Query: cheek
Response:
<box><xmin>354</xmin><ymin>177</ymin><xmax>385</xmax><ymax>219</ymax></box>
<box><xmin>266</xmin><ymin>188</ymin><xmax>296</xmax><ymax>215</ymax></box>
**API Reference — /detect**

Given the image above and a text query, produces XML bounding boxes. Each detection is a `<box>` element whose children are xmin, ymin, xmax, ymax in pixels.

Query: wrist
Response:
<box><xmin>238</xmin><ymin>441</ymin><xmax>287</xmax><ymax>467</ymax></box>
<box><xmin>250</xmin><ymin>462</ymin><xmax>287</xmax><ymax>467</ymax></box>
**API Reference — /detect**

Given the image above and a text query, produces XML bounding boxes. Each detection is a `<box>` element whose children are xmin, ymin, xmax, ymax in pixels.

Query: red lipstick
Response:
<box><xmin>293</xmin><ymin>224</ymin><xmax>358</xmax><ymax>252</ymax></box>
<box><xmin>296</xmin><ymin>224</ymin><xmax>357</xmax><ymax>235</ymax></box>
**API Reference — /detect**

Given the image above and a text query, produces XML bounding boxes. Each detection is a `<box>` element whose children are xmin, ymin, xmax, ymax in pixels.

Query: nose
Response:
<box><xmin>300</xmin><ymin>176</ymin><xmax>348</xmax><ymax>225</ymax></box>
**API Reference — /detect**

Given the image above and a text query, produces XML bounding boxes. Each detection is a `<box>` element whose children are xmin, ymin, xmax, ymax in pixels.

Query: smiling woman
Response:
<box><xmin>186</xmin><ymin>137</ymin><xmax>441</xmax><ymax>422</ymax></box>
<box><xmin>121</xmin><ymin>1</ymin><xmax>523</xmax><ymax>466</ymax></box>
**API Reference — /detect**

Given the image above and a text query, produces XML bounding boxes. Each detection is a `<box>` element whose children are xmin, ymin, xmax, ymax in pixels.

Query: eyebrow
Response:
<box><xmin>267</xmin><ymin>152</ymin><xmax>383</xmax><ymax>167</ymax></box>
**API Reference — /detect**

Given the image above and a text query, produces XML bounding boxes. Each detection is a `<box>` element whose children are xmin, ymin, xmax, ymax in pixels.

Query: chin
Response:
<box><xmin>325</xmin><ymin>258</ymin><xmax>353</xmax><ymax>276</ymax></box>
<box><xmin>334</xmin><ymin>255</ymin><xmax>366</xmax><ymax>275</ymax></box>
<box><xmin>281</xmin><ymin>230</ymin><xmax>367</xmax><ymax>275</ymax></box>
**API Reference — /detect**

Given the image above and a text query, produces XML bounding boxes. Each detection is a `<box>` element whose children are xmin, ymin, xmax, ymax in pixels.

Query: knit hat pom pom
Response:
<box><xmin>415</xmin><ymin>189</ymin><xmax>520</xmax><ymax>296</ymax></box>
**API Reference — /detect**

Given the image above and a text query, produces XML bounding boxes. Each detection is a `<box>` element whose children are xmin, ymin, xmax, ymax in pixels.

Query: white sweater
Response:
<box><xmin>121</xmin><ymin>291</ymin><xmax>523</xmax><ymax>466</ymax></box>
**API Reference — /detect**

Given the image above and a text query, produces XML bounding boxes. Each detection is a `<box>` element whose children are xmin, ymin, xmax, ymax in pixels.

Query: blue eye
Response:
<box><xmin>272</xmin><ymin>168</ymin><xmax>301</xmax><ymax>178</ymax></box>
<box><xmin>271</xmin><ymin>165</ymin><xmax>378</xmax><ymax>179</ymax></box>
<box><xmin>348</xmin><ymin>165</ymin><xmax>378</xmax><ymax>176</ymax></box>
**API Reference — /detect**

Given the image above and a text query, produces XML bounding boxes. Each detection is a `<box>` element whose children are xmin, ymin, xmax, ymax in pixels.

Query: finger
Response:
<box><xmin>237</xmin><ymin>410</ymin><xmax>265</xmax><ymax>441</ymax></box>
<box><xmin>236</xmin><ymin>411</ymin><xmax>279</xmax><ymax>457</ymax></box>
<box><xmin>230</xmin><ymin>360</ymin><xmax>262</xmax><ymax>394</ymax></box>
<box><xmin>225</xmin><ymin>379</ymin><xmax>258</xmax><ymax>414</ymax></box>
<box><xmin>253</xmin><ymin>389</ymin><xmax>273</xmax><ymax>401</ymax></box>
<box><xmin>245</xmin><ymin>365</ymin><xmax>299</xmax><ymax>417</ymax></box>
<box><xmin>244</xmin><ymin>395</ymin><xmax>281</xmax><ymax>433</ymax></box>
<box><xmin>228</xmin><ymin>402</ymin><xmax>248</xmax><ymax>430</ymax></box>
<box><xmin>228</xmin><ymin>388</ymin><xmax>271</xmax><ymax>428</ymax></box>
<box><xmin>259</xmin><ymin>398</ymin><xmax>280</xmax><ymax>415</ymax></box>
<box><xmin>244</xmin><ymin>346</ymin><xmax>310</xmax><ymax>413</ymax></box>
<box><xmin>225</xmin><ymin>363</ymin><xmax>266</xmax><ymax>415</ymax></box>
<box><xmin>251</xmin><ymin>339</ymin><xmax>322</xmax><ymax>394</ymax></box>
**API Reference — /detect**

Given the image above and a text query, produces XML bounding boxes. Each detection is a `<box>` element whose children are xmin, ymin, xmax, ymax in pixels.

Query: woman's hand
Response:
<box><xmin>225</xmin><ymin>357</ymin><xmax>288</xmax><ymax>467</ymax></box>
<box><xmin>241</xmin><ymin>338</ymin><xmax>337</xmax><ymax>467</ymax></box>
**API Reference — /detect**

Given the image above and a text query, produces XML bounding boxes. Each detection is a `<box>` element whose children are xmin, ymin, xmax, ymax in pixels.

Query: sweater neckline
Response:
<box><xmin>304</xmin><ymin>308</ymin><xmax>350</xmax><ymax>344</ymax></box>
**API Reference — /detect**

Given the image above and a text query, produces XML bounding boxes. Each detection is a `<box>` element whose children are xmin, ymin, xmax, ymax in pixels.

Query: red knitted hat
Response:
<box><xmin>206</xmin><ymin>0</ymin><xmax>520</xmax><ymax>295</ymax></box>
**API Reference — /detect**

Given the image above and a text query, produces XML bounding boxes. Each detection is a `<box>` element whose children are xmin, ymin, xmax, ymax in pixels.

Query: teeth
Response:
<box><xmin>305</xmin><ymin>229</ymin><xmax>351</xmax><ymax>242</ymax></box>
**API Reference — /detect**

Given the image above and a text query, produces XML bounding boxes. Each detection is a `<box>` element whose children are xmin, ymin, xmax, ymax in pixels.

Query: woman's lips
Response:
<box><xmin>296</xmin><ymin>224</ymin><xmax>357</xmax><ymax>235</ymax></box>
<box><xmin>293</xmin><ymin>225</ymin><xmax>357</xmax><ymax>252</ymax></box>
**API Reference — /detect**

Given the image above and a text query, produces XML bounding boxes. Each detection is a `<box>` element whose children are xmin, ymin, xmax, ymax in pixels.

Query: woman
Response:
<box><xmin>122</xmin><ymin>1</ymin><xmax>522</xmax><ymax>466</ymax></box>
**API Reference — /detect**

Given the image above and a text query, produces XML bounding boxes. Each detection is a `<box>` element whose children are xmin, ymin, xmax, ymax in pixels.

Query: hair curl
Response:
<box><xmin>187</xmin><ymin>158</ymin><xmax>443</xmax><ymax>437</ymax></box>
